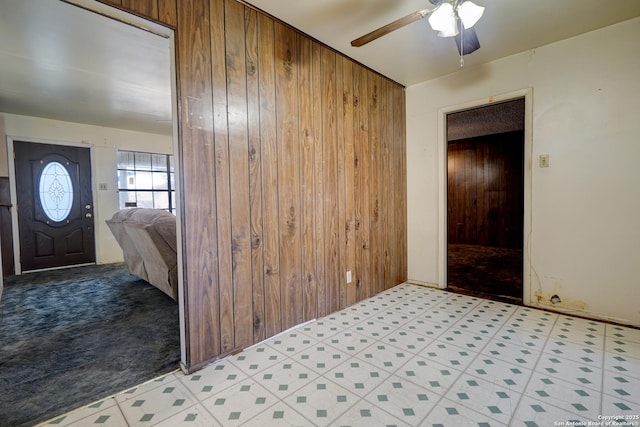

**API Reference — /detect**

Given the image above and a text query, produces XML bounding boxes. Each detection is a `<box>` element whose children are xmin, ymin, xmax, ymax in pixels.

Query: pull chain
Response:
<box><xmin>459</xmin><ymin>19</ymin><xmax>465</xmax><ymax>67</ymax></box>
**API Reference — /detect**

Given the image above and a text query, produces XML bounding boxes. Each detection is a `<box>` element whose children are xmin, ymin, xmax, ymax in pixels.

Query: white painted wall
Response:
<box><xmin>406</xmin><ymin>17</ymin><xmax>640</xmax><ymax>326</ymax></box>
<box><xmin>1</xmin><ymin>113</ymin><xmax>173</xmax><ymax>265</ymax></box>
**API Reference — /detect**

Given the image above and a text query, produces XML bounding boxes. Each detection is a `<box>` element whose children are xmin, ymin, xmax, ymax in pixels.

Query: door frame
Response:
<box><xmin>7</xmin><ymin>137</ymin><xmax>99</xmax><ymax>274</ymax></box>
<box><xmin>437</xmin><ymin>88</ymin><xmax>533</xmax><ymax>306</ymax></box>
<box><xmin>63</xmin><ymin>0</ymin><xmax>185</xmax><ymax>366</ymax></box>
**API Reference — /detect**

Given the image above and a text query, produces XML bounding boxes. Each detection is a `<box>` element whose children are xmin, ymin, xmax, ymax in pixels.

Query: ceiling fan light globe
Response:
<box><xmin>428</xmin><ymin>2</ymin><xmax>458</xmax><ymax>37</ymax></box>
<box><xmin>457</xmin><ymin>1</ymin><xmax>485</xmax><ymax>29</ymax></box>
<box><xmin>428</xmin><ymin>2</ymin><xmax>455</xmax><ymax>32</ymax></box>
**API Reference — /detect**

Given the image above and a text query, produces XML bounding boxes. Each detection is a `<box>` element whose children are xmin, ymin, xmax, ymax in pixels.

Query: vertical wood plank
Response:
<box><xmin>158</xmin><ymin>0</ymin><xmax>177</xmax><ymax>27</ymax></box>
<box><xmin>298</xmin><ymin>36</ymin><xmax>318</xmax><ymax>322</ymax></box>
<box><xmin>275</xmin><ymin>23</ymin><xmax>302</xmax><ymax>331</ymax></box>
<box><xmin>392</xmin><ymin>84</ymin><xmax>404</xmax><ymax>285</ymax></box>
<box><xmin>335</xmin><ymin>55</ymin><xmax>346</xmax><ymax>309</ymax></box>
<box><xmin>368</xmin><ymin>72</ymin><xmax>381</xmax><ymax>297</ymax></box>
<box><xmin>321</xmin><ymin>46</ymin><xmax>340</xmax><ymax>314</ymax></box>
<box><xmin>380</xmin><ymin>78</ymin><xmax>391</xmax><ymax>290</ymax></box>
<box><xmin>400</xmin><ymin>88</ymin><xmax>408</xmax><ymax>281</ymax></box>
<box><xmin>225</xmin><ymin>0</ymin><xmax>253</xmax><ymax>349</ymax></box>
<box><xmin>176</xmin><ymin>0</ymin><xmax>220</xmax><ymax>366</ymax></box>
<box><xmin>342</xmin><ymin>58</ymin><xmax>356</xmax><ymax>306</ymax></box>
<box><xmin>210</xmin><ymin>0</ymin><xmax>233</xmax><ymax>354</ymax></box>
<box><xmin>357</xmin><ymin>66</ymin><xmax>370</xmax><ymax>301</ymax></box>
<box><xmin>245</xmin><ymin>7</ymin><xmax>265</xmax><ymax>344</ymax></box>
<box><xmin>352</xmin><ymin>65</ymin><xmax>362</xmax><ymax>302</ymax></box>
<box><xmin>257</xmin><ymin>14</ymin><xmax>281</xmax><ymax>338</ymax></box>
<box><xmin>121</xmin><ymin>0</ymin><xmax>158</xmax><ymax>20</ymax></box>
<box><xmin>312</xmin><ymin>42</ymin><xmax>326</xmax><ymax>318</ymax></box>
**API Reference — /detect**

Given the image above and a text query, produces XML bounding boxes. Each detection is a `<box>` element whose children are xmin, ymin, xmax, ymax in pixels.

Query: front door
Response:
<box><xmin>14</xmin><ymin>141</ymin><xmax>95</xmax><ymax>271</ymax></box>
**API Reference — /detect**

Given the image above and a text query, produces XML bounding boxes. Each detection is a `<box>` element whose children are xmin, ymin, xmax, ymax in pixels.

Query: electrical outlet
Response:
<box><xmin>99</xmin><ymin>183</ymin><xmax>108</xmax><ymax>190</ymax></box>
<box><xmin>539</xmin><ymin>154</ymin><xmax>550</xmax><ymax>168</ymax></box>
<box><xmin>346</xmin><ymin>270</ymin><xmax>352</xmax><ymax>284</ymax></box>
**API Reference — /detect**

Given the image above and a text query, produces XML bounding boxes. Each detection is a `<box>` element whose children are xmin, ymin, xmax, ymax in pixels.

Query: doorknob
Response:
<box><xmin>85</xmin><ymin>213</ymin><xmax>93</xmax><ymax>218</ymax></box>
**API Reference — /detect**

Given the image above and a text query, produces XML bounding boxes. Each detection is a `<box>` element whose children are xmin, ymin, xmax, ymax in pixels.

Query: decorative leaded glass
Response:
<box><xmin>39</xmin><ymin>161</ymin><xmax>73</xmax><ymax>222</ymax></box>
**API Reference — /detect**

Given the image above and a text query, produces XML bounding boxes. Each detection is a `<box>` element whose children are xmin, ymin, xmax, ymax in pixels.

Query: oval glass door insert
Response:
<box><xmin>39</xmin><ymin>161</ymin><xmax>73</xmax><ymax>222</ymax></box>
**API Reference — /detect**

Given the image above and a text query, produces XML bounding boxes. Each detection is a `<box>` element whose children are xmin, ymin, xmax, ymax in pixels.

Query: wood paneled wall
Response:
<box><xmin>99</xmin><ymin>0</ymin><xmax>407</xmax><ymax>371</ymax></box>
<box><xmin>447</xmin><ymin>131</ymin><xmax>524</xmax><ymax>249</ymax></box>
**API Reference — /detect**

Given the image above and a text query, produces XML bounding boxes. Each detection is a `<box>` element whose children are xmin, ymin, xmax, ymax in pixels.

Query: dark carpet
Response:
<box><xmin>0</xmin><ymin>263</ymin><xmax>180</xmax><ymax>427</ymax></box>
<box><xmin>448</xmin><ymin>243</ymin><xmax>523</xmax><ymax>303</ymax></box>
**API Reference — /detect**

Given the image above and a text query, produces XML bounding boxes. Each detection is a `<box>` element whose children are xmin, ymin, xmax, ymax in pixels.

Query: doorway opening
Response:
<box><xmin>446</xmin><ymin>98</ymin><xmax>525</xmax><ymax>303</ymax></box>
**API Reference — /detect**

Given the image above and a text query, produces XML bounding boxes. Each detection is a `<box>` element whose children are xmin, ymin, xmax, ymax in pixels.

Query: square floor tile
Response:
<box><xmin>324</xmin><ymin>310</ymin><xmax>368</xmax><ymax>328</ymax></box>
<box><xmin>603</xmin><ymin>371</ymin><xmax>640</xmax><ymax>403</ymax></box>
<box><xmin>466</xmin><ymin>307</ymin><xmax>511</xmax><ymax>325</ymax></box>
<box><xmin>475</xmin><ymin>300</ymin><xmax>518</xmax><ymax>315</ymax></box>
<box><xmin>495</xmin><ymin>326</ymin><xmax>546</xmax><ymax>350</ymax></box>
<box><xmin>421</xmin><ymin>340</ymin><xmax>478</xmax><ymax>370</ymax></box>
<box><xmin>420</xmin><ymin>309</ymin><xmax>463</xmax><ymax>326</ymax></box>
<box><xmin>200</xmin><ymin>379</ymin><xmax>278</xmax><ymax>426</ymax></box>
<box><xmin>438</xmin><ymin>328</ymin><xmax>488</xmax><ymax>351</ymax></box>
<box><xmin>550</xmin><ymin>324</ymin><xmax>604</xmax><ymax>349</ymax></box>
<box><xmin>345</xmin><ymin>301</ymin><xmax>385</xmax><ymax>317</ymax></box>
<box><xmin>543</xmin><ymin>339</ymin><xmax>603</xmax><ymax>367</ymax></box>
<box><xmin>605</xmin><ymin>335</ymin><xmax>640</xmax><ymax>357</ymax></box>
<box><xmin>455</xmin><ymin>317</ymin><xmax>500</xmax><ymax>338</ymax></box>
<box><xmin>293</xmin><ymin>343</ymin><xmax>349</xmax><ymax>374</ymax></box>
<box><xmin>349</xmin><ymin>319</ymin><xmax>394</xmax><ymax>339</ymax></box>
<box><xmin>511</xmin><ymin>396</ymin><xmax>588</xmax><ymax>427</ymax></box>
<box><xmin>422</xmin><ymin>397</ymin><xmax>507</xmax><ymax>427</ymax></box>
<box><xmin>178</xmin><ymin>361</ymin><xmax>249</xmax><ymax>401</ymax></box>
<box><xmin>297</xmin><ymin>319</ymin><xmax>341</xmax><ymax>340</ymax></box>
<box><xmin>282</xmin><ymin>377</ymin><xmax>360</xmax><ymax>426</ymax></box>
<box><xmin>395</xmin><ymin>354</ymin><xmax>462</xmax><ymax>393</ymax></box>
<box><xmin>604</xmin><ymin>352</ymin><xmax>640</xmax><ymax>379</ymax></box>
<box><xmin>481</xmin><ymin>338</ymin><xmax>541</xmax><ymax>369</ymax></box>
<box><xmin>556</xmin><ymin>316</ymin><xmax>606</xmax><ymax>335</ymax></box>
<box><xmin>356</xmin><ymin>342</ymin><xmax>412</xmax><ymax>373</ymax></box>
<box><xmin>445</xmin><ymin>375</ymin><xmax>521</xmax><ymax>424</ymax></box>
<box><xmin>117</xmin><ymin>378</ymin><xmax>198</xmax><ymax>425</ymax></box>
<box><xmin>254</xmin><ymin>359</ymin><xmax>321</xmax><ymax>398</ymax></box>
<box><xmin>40</xmin><ymin>398</ymin><xmax>120</xmax><ymax>426</ymax></box>
<box><xmin>264</xmin><ymin>331</ymin><xmax>316</xmax><ymax>356</ymax></box>
<box><xmin>325</xmin><ymin>329</ymin><xmax>376</xmax><ymax>355</ymax></box>
<box><xmin>503</xmin><ymin>317</ymin><xmax>555</xmax><ymax>335</ymax></box>
<box><xmin>466</xmin><ymin>356</ymin><xmax>533</xmax><ymax>392</ymax></box>
<box><xmin>381</xmin><ymin>328</ymin><xmax>432</xmax><ymax>354</ymax></box>
<box><xmin>231</xmin><ymin>344</ymin><xmax>286</xmax><ymax>375</ymax></box>
<box><xmin>363</xmin><ymin>374</ymin><xmax>439</xmax><ymax>421</ymax></box>
<box><xmin>152</xmin><ymin>404</ymin><xmax>222</xmax><ymax>426</ymax></box>
<box><xmin>115</xmin><ymin>373</ymin><xmax>179</xmax><ymax>403</ymax></box>
<box><xmin>330</xmin><ymin>401</ymin><xmax>412</xmax><ymax>427</ymax></box>
<box><xmin>65</xmin><ymin>403</ymin><xmax>129</xmax><ymax>427</ymax></box>
<box><xmin>402</xmin><ymin>317</ymin><xmax>447</xmax><ymax>339</ymax></box>
<box><xmin>524</xmin><ymin>372</ymin><xmax>602</xmax><ymax>417</ymax></box>
<box><xmin>326</xmin><ymin>358</ymin><xmax>391</xmax><ymax>396</ymax></box>
<box><xmin>607</xmin><ymin>324</ymin><xmax>640</xmax><ymax>344</ymax></box>
<box><xmin>240</xmin><ymin>401</ymin><xmax>317</xmax><ymax>426</ymax></box>
<box><xmin>601</xmin><ymin>392</ymin><xmax>640</xmax><ymax>415</ymax></box>
<box><xmin>371</xmin><ymin>309</ymin><xmax>415</xmax><ymax>327</ymax></box>
<box><xmin>534</xmin><ymin>354</ymin><xmax>602</xmax><ymax>390</ymax></box>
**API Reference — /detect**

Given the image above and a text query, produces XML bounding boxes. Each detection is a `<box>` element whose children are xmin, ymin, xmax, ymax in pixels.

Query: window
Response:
<box><xmin>117</xmin><ymin>150</ymin><xmax>175</xmax><ymax>213</ymax></box>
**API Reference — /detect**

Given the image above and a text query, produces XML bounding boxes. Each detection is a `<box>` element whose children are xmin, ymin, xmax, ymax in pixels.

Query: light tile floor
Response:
<box><xmin>38</xmin><ymin>284</ymin><xmax>640</xmax><ymax>427</ymax></box>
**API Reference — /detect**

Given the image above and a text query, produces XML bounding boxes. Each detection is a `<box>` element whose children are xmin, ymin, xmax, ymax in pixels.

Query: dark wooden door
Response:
<box><xmin>14</xmin><ymin>141</ymin><xmax>95</xmax><ymax>271</ymax></box>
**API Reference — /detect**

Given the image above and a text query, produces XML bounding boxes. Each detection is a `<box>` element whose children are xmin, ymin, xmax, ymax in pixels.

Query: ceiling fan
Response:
<box><xmin>350</xmin><ymin>0</ymin><xmax>485</xmax><ymax>65</ymax></box>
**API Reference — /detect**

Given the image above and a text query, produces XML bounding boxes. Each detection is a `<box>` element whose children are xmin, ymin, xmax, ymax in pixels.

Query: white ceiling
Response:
<box><xmin>0</xmin><ymin>0</ymin><xmax>639</xmax><ymax>135</ymax></box>
<box><xmin>242</xmin><ymin>0</ymin><xmax>640</xmax><ymax>86</ymax></box>
<box><xmin>0</xmin><ymin>0</ymin><xmax>172</xmax><ymax>135</ymax></box>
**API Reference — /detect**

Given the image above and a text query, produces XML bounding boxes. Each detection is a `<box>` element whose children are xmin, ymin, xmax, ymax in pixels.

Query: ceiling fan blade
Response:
<box><xmin>454</xmin><ymin>26</ymin><xmax>481</xmax><ymax>55</ymax></box>
<box><xmin>351</xmin><ymin>8</ymin><xmax>431</xmax><ymax>47</ymax></box>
